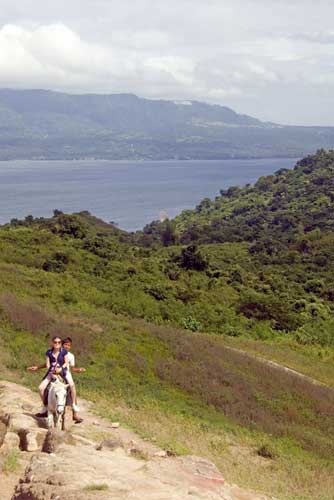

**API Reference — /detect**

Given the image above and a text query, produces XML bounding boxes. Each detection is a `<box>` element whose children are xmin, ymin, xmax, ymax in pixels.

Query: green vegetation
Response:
<box><xmin>143</xmin><ymin>149</ymin><xmax>334</xmax><ymax>346</ymax></box>
<box><xmin>2</xmin><ymin>449</ymin><xmax>20</xmax><ymax>474</ymax></box>
<box><xmin>1</xmin><ymin>88</ymin><xmax>334</xmax><ymax>160</ymax></box>
<box><xmin>0</xmin><ymin>150</ymin><xmax>334</xmax><ymax>499</ymax></box>
<box><xmin>83</xmin><ymin>483</ymin><xmax>109</xmax><ymax>491</ymax></box>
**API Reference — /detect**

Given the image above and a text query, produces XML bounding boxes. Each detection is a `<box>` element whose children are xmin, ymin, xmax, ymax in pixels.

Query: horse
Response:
<box><xmin>47</xmin><ymin>376</ymin><xmax>69</xmax><ymax>430</ymax></box>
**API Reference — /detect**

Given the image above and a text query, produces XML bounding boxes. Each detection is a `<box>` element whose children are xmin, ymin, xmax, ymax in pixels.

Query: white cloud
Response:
<box><xmin>0</xmin><ymin>23</ymin><xmax>195</xmax><ymax>94</ymax></box>
<box><xmin>292</xmin><ymin>30</ymin><xmax>334</xmax><ymax>45</ymax></box>
<box><xmin>0</xmin><ymin>0</ymin><xmax>333</xmax><ymax>124</ymax></box>
<box><xmin>0</xmin><ymin>22</ymin><xmax>254</xmax><ymax>99</ymax></box>
<box><xmin>245</xmin><ymin>62</ymin><xmax>279</xmax><ymax>83</ymax></box>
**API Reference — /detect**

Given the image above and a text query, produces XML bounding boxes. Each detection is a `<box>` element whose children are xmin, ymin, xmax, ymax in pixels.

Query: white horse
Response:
<box><xmin>47</xmin><ymin>377</ymin><xmax>69</xmax><ymax>430</ymax></box>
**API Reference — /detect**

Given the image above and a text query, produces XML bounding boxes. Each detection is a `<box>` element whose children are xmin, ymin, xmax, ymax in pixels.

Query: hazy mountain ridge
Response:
<box><xmin>0</xmin><ymin>88</ymin><xmax>334</xmax><ymax>160</ymax></box>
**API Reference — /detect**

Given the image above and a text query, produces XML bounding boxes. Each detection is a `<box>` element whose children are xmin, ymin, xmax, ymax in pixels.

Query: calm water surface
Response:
<box><xmin>0</xmin><ymin>158</ymin><xmax>297</xmax><ymax>231</ymax></box>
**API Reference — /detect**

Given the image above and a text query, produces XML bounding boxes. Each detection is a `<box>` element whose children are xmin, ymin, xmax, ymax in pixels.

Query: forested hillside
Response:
<box><xmin>174</xmin><ymin>148</ymin><xmax>334</xmax><ymax>244</ymax></box>
<box><xmin>3</xmin><ymin>150</ymin><xmax>334</xmax><ymax>347</ymax></box>
<box><xmin>140</xmin><ymin>150</ymin><xmax>334</xmax><ymax>345</ymax></box>
<box><xmin>1</xmin><ymin>88</ymin><xmax>334</xmax><ymax>159</ymax></box>
<box><xmin>1</xmin><ymin>151</ymin><xmax>334</xmax><ymax>499</ymax></box>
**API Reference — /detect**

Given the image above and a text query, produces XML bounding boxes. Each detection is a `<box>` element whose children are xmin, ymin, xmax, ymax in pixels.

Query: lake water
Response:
<box><xmin>0</xmin><ymin>158</ymin><xmax>298</xmax><ymax>231</ymax></box>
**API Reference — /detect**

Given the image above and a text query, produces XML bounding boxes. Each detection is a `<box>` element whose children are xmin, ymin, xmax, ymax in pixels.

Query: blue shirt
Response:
<box><xmin>44</xmin><ymin>347</ymin><xmax>68</xmax><ymax>378</ymax></box>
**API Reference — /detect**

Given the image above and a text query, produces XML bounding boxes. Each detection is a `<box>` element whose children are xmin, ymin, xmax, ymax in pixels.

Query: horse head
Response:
<box><xmin>50</xmin><ymin>377</ymin><xmax>69</xmax><ymax>415</ymax></box>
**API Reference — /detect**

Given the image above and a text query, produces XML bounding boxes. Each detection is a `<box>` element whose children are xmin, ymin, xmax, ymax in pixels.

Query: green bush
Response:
<box><xmin>179</xmin><ymin>245</ymin><xmax>208</xmax><ymax>271</ymax></box>
<box><xmin>181</xmin><ymin>316</ymin><xmax>202</xmax><ymax>332</ymax></box>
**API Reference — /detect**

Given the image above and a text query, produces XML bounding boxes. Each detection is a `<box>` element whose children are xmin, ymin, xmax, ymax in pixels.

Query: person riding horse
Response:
<box><xmin>27</xmin><ymin>335</ymin><xmax>83</xmax><ymax>423</ymax></box>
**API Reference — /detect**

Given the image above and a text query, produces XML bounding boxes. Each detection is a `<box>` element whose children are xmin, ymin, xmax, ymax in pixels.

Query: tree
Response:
<box><xmin>161</xmin><ymin>220</ymin><xmax>177</xmax><ymax>246</ymax></box>
<box><xmin>51</xmin><ymin>214</ymin><xmax>88</xmax><ymax>239</ymax></box>
<box><xmin>179</xmin><ymin>245</ymin><xmax>208</xmax><ymax>271</ymax></box>
<box><xmin>53</xmin><ymin>209</ymin><xmax>63</xmax><ymax>217</ymax></box>
<box><xmin>24</xmin><ymin>215</ymin><xmax>34</xmax><ymax>225</ymax></box>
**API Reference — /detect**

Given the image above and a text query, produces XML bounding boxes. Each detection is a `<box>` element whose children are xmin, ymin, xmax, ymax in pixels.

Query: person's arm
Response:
<box><xmin>71</xmin><ymin>354</ymin><xmax>85</xmax><ymax>373</ymax></box>
<box><xmin>72</xmin><ymin>366</ymin><xmax>86</xmax><ymax>373</ymax></box>
<box><xmin>27</xmin><ymin>356</ymin><xmax>48</xmax><ymax>372</ymax></box>
<box><xmin>27</xmin><ymin>362</ymin><xmax>47</xmax><ymax>372</ymax></box>
<box><xmin>46</xmin><ymin>355</ymin><xmax>50</xmax><ymax>370</ymax></box>
<box><xmin>55</xmin><ymin>354</ymin><xmax>69</xmax><ymax>375</ymax></box>
<box><xmin>63</xmin><ymin>354</ymin><xmax>69</xmax><ymax>369</ymax></box>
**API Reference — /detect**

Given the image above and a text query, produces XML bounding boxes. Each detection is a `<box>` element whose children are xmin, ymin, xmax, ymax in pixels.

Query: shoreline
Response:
<box><xmin>0</xmin><ymin>156</ymin><xmax>300</xmax><ymax>164</ymax></box>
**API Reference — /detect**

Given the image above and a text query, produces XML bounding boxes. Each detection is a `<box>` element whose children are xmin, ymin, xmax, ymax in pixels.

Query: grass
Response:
<box><xmin>83</xmin><ymin>483</ymin><xmax>109</xmax><ymax>491</ymax></box>
<box><xmin>2</xmin><ymin>449</ymin><xmax>20</xmax><ymax>474</ymax></box>
<box><xmin>129</xmin><ymin>448</ymin><xmax>149</xmax><ymax>460</ymax></box>
<box><xmin>1</xmin><ymin>311</ymin><xmax>334</xmax><ymax>499</ymax></box>
<box><xmin>94</xmin><ymin>394</ymin><xmax>334</xmax><ymax>500</ymax></box>
<box><xmin>222</xmin><ymin>336</ymin><xmax>334</xmax><ymax>387</ymax></box>
<box><xmin>0</xmin><ymin>260</ymin><xmax>333</xmax><ymax>499</ymax></box>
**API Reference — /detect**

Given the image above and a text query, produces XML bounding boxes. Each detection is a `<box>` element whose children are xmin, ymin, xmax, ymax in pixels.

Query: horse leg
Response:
<box><xmin>47</xmin><ymin>411</ymin><xmax>53</xmax><ymax>429</ymax></box>
<box><xmin>61</xmin><ymin>408</ymin><xmax>66</xmax><ymax>431</ymax></box>
<box><xmin>53</xmin><ymin>413</ymin><xmax>59</xmax><ymax>429</ymax></box>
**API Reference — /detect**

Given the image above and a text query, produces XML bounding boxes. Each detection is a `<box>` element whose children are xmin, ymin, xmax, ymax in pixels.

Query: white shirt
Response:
<box><xmin>67</xmin><ymin>352</ymin><xmax>75</xmax><ymax>371</ymax></box>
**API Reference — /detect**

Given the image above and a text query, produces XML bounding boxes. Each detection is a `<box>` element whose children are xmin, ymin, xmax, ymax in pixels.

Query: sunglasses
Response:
<box><xmin>53</xmin><ymin>340</ymin><xmax>61</xmax><ymax>344</ymax></box>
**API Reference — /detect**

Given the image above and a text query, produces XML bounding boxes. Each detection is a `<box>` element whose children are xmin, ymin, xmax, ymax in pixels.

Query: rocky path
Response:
<box><xmin>0</xmin><ymin>380</ymin><xmax>275</xmax><ymax>500</ymax></box>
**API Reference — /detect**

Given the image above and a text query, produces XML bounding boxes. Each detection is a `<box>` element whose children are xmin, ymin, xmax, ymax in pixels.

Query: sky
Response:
<box><xmin>0</xmin><ymin>0</ymin><xmax>333</xmax><ymax>125</ymax></box>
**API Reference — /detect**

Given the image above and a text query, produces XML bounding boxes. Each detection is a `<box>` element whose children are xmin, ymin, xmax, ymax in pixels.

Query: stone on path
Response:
<box><xmin>0</xmin><ymin>381</ymin><xmax>275</xmax><ymax>500</ymax></box>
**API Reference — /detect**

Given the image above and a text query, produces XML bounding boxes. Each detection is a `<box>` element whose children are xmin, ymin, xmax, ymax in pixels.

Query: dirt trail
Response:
<box><xmin>0</xmin><ymin>380</ymin><xmax>276</xmax><ymax>500</ymax></box>
<box><xmin>222</xmin><ymin>344</ymin><xmax>334</xmax><ymax>390</ymax></box>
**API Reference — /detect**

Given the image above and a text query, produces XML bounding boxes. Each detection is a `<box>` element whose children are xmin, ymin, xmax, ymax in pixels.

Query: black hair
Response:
<box><xmin>52</xmin><ymin>335</ymin><xmax>62</xmax><ymax>342</ymax></box>
<box><xmin>62</xmin><ymin>337</ymin><xmax>73</xmax><ymax>345</ymax></box>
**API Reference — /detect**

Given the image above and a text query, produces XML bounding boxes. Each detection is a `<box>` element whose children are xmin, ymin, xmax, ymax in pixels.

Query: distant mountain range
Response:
<box><xmin>0</xmin><ymin>88</ymin><xmax>334</xmax><ymax>160</ymax></box>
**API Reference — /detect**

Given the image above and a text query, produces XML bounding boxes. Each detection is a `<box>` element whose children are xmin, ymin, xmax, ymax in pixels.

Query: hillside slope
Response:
<box><xmin>1</xmin><ymin>152</ymin><xmax>334</xmax><ymax>498</ymax></box>
<box><xmin>2</xmin><ymin>152</ymin><xmax>334</xmax><ymax>346</ymax></box>
<box><xmin>1</xmin><ymin>289</ymin><xmax>334</xmax><ymax>500</ymax></box>
<box><xmin>174</xmin><ymin>149</ymin><xmax>334</xmax><ymax>244</ymax></box>
<box><xmin>139</xmin><ymin>150</ymin><xmax>334</xmax><ymax>344</ymax></box>
<box><xmin>1</xmin><ymin>88</ymin><xmax>334</xmax><ymax>159</ymax></box>
<box><xmin>1</xmin><ymin>380</ymin><xmax>273</xmax><ymax>500</ymax></box>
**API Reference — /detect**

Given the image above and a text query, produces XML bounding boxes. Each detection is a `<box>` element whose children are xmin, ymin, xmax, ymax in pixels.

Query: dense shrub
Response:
<box><xmin>42</xmin><ymin>252</ymin><xmax>70</xmax><ymax>272</ymax></box>
<box><xmin>181</xmin><ymin>316</ymin><xmax>202</xmax><ymax>332</ymax></box>
<box><xmin>304</xmin><ymin>279</ymin><xmax>325</xmax><ymax>294</ymax></box>
<box><xmin>179</xmin><ymin>245</ymin><xmax>208</xmax><ymax>271</ymax></box>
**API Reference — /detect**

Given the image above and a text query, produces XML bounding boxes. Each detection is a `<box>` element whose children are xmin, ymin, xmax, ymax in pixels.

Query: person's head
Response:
<box><xmin>52</xmin><ymin>335</ymin><xmax>62</xmax><ymax>350</ymax></box>
<box><xmin>62</xmin><ymin>337</ymin><xmax>72</xmax><ymax>351</ymax></box>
